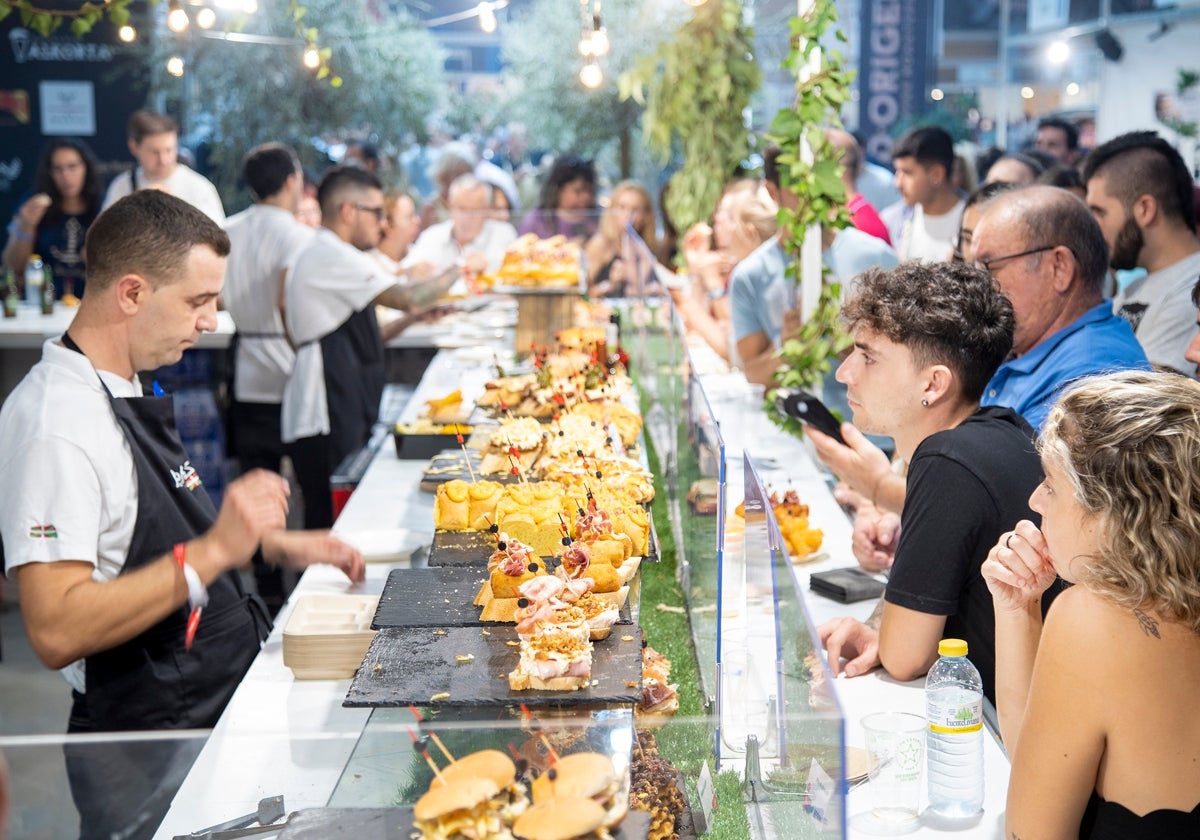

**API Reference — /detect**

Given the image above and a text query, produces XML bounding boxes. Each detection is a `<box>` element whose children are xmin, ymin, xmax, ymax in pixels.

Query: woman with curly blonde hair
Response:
<box><xmin>983</xmin><ymin>369</ymin><xmax>1200</xmax><ymax>839</ymax></box>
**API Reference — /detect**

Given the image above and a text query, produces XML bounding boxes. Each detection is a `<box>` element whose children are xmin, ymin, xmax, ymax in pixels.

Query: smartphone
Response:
<box><xmin>775</xmin><ymin>389</ymin><xmax>846</xmax><ymax>444</ymax></box>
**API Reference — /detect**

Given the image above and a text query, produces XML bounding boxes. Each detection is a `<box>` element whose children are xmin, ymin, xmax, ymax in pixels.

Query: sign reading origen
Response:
<box><xmin>858</xmin><ymin>0</ymin><xmax>932</xmax><ymax>162</ymax></box>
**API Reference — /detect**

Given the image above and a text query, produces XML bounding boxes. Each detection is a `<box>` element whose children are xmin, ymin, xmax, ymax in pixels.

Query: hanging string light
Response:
<box><xmin>580</xmin><ymin>58</ymin><xmax>603</xmax><ymax>89</ymax></box>
<box><xmin>577</xmin><ymin>0</ymin><xmax>606</xmax><ymax>87</ymax></box>
<box><xmin>167</xmin><ymin>0</ymin><xmax>190</xmax><ymax>33</ymax></box>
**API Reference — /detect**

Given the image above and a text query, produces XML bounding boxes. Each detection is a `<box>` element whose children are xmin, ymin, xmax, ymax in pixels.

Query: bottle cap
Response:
<box><xmin>938</xmin><ymin>638</ymin><xmax>968</xmax><ymax>657</ymax></box>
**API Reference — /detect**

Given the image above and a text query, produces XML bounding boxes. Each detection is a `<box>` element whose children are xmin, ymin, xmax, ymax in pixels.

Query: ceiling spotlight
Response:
<box><xmin>118</xmin><ymin>24</ymin><xmax>137</xmax><ymax>43</ymax></box>
<box><xmin>167</xmin><ymin>1</ymin><xmax>189</xmax><ymax>33</ymax></box>
<box><xmin>1020</xmin><ymin>86</ymin><xmax>1035</xmax><ymax>100</ymax></box>
<box><xmin>303</xmin><ymin>46</ymin><xmax>320</xmax><ymax>69</ymax></box>
<box><xmin>1047</xmin><ymin>40</ymin><xmax>1070</xmax><ymax>64</ymax></box>
<box><xmin>478</xmin><ymin>2</ymin><xmax>497</xmax><ymax>33</ymax></box>
<box><xmin>167</xmin><ymin>55</ymin><xmax>186</xmax><ymax>77</ymax></box>
<box><xmin>580</xmin><ymin>60</ymin><xmax>603</xmax><ymax>89</ymax></box>
<box><xmin>930</xmin><ymin>88</ymin><xmax>944</xmax><ymax>102</ymax></box>
<box><xmin>196</xmin><ymin>7</ymin><xmax>217</xmax><ymax>29</ymax></box>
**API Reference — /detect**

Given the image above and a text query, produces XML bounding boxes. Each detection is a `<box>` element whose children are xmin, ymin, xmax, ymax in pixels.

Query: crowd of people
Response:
<box><xmin>3</xmin><ymin>102</ymin><xmax>1200</xmax><ymax>838</ymax></box>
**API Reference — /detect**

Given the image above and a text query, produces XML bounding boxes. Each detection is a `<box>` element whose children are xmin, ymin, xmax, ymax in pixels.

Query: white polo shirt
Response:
<box><xmin>0</xmin><ymin>340</ymin><xmax>143</xmax><ymax>692</ymax></box>
<box><xmin>402</xmin><ymin>218</ymin><xmax>517</xmax><ymax>274</ymax></box>
<box><xmin>223</xmin><ymin>205</ymin><xmax>314</xmax><ymax>403</ymax></box>
<box><xmin>282</xmin><ymin>228</ymin><xmax>395</xmax><ymax>443</ymax></box>
<box><xmin>102</xmin><ymin>164</ymin><xmax>226</xmax><ymax>225</ymax></box>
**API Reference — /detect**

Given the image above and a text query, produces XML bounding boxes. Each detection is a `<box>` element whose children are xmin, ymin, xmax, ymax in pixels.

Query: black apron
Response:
<box><xmin>319</xmin><ymin>305</ymin><xmax>385</xmax><ymax>462</ymax></box>
<box><xmin>56</xmin><ymin>334</ymin><xmax>270</xmax><ymax>839</ymax></box>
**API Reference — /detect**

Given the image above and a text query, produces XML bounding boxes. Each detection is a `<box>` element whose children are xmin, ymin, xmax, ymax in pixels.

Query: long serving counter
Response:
<box><xmin>134</xmin><ymin>303</ymin><xmax>1014</xmax><ymax>838</ymax></box>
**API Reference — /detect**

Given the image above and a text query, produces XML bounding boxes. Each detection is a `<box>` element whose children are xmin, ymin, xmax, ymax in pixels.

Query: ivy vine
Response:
<box><xmin>0</xmin><ymin>0</ymin><xmax>339</xmax><ymax>86</ymax></box>
<box><xmin>619</xmin><ymin>0</ymin><xmax>760</xmax><ymax>235</ymax></box>
<box><xmin>764</xmin><ymin>0</ymin><xmax>855</xmax><ymax>437</ymax></box>
<box><xmin>1160</xmin><ymin>68</ymin><xmax>1200</xmax><ymax>139</ymax></box>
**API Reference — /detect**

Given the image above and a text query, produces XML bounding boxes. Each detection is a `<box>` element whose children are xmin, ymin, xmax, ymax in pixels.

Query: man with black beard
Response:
<box><xmin>1084</xmin><ymin>131</ymin><xmax>1200</xmax><ymax>374</ymax></box>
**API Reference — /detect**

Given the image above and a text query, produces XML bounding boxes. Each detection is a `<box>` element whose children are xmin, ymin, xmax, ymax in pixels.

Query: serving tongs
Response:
<box><xmin>175</xmin><ymin>795</ymin><xmax>288</xmax><ymax>840</ymax></box>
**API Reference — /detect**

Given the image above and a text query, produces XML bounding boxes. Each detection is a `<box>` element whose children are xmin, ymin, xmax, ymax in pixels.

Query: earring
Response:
<box><xmin>921</xmin><ymin>399</ymin><xmax>929</xmax><ymax>407</ymax></box>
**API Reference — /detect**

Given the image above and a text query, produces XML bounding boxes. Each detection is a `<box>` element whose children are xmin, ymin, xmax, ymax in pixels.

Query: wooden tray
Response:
<box><xmin>282</xmin><ymin>594</ymin><xmax>379</xmax><ymax>680</ymax></box>
<box><xmin>344</xmin><ymin>625</ymin><xmax>643</xmax><ymax>709</ymax></box>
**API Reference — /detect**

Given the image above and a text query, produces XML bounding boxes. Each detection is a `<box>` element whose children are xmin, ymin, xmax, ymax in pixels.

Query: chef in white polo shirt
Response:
<box><xmin>283</xmin><ymin>166</ymin><xmax>457</xmax><ymax>529</ymax></box>
<box><xmin>102</xmin><ymin>109</ymin><xmax>225</xmax><ymax>224</ymax></box>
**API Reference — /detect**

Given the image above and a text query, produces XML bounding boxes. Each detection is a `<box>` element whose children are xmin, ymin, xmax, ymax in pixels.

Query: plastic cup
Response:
<box><xmin>853</xmin><ymin>711</ymin><xmax>925</xmax><ymax>835</ymax></box>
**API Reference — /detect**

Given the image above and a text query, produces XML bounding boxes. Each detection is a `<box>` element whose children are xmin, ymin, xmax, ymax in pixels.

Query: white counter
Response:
<box><xmin>0</xmin><ymin>303</ymin><xmax>236</xmax><ymax>349</ymax></box>
<box><xmin>153</xmin><ymin>336</ymin><xmax>1010</xmax><ymax>839</ymax></box>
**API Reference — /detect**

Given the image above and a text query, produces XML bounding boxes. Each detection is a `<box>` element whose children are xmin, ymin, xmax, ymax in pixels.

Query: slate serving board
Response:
<box><xmin>344</xmin><ymin>625</ymin><xmax>643</xmax><ymax>709</ymax></box>
<box><xmin>372</xmin><ymin>567</ymin><xmax>634</xmax><ymax>630</ymax></box>
<box><xmin>420</xmin><ymin>449</ymin><xmax>526</xmax><ymax>491</ymax></box>
<box><xmin>279</xmin><ymin>807</ymin><xmax>651</xmax><ymax>839</ymax></box>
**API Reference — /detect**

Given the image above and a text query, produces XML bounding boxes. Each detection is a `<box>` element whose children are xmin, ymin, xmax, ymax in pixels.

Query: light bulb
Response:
<box><xmin>1047</xmin><ymin>40</ymin><xmax>1070</xmax><ymax>64</ymax></box>
<box><xmin>578</xmin><ymin>36</ymin><xmax>594</xmax><ymax>57</ymax></box>
<box><xmin>118</xmin><ymin>25</ymin><xmax>137</xmax><ymax>43</ymax></box>
<box><xmin>167</xmin><ymin>55</ymin><xmax>185</xmax><ymax>76</ymax></box>
<box><xmin>930</xmin><ymin>88</ymin><xmax>944</xmax><ymax>101</ymax></box>
<box><xmin>167</xmin><ymin>2</ymin><xmax>189</xmax><ymax>33</ymax></box>
<box><xmin>1066</xmin><ymin>81</ymin><xmax>1080</xmax><ymax>96</ymax></box>
<box><xmin>1020</xmin><ymin>86</ymin><xmax>1035</xmax><ymax>100</ymax></box>
<box><xmin>580</xmin><ymin>61</ymin><xmax>603</xmax><ymax>89</ymax></box>
<box><xmin>303</xmin><ymin>47</ymin><xmax>320</xmax><ymax>69</ymax></box>
<box><xmin>478</xmin><ymin>2</ymin><xmax>497</xmax><ymax>33</ymax></box>
<box><xmin>242</xmin><ymin>0</ymin><xmax>258</xmax><ymax>12</ymax></box>
<box><xmin>591</xmin><ymin>27</ymin><xmax>609</xmax><ymax>57</ymax></box>
<box><xmin>196</xmin><ymin>7</ymin><xmax>217</xmax><ymax>29</ymax></box>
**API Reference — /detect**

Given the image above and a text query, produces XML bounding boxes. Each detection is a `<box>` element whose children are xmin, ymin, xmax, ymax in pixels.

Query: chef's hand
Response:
<box><xmin>262</xmin><ymin>530</ymin><xmax>365</xmax><ymax>584</ymax></box>
<box><xmin>982</xmin><ymin>519</ymin><xmax>1057</xmax><ymax>613</ymax></box>
<box><xmin>817</xmin><ymin>617</ymin><xmax>880</xmax><ymax>678</ymax></box>
<box><xmin>197</xmin><ymin>470</ymin><xmax>290</xmax><ymax>579</ymax></box>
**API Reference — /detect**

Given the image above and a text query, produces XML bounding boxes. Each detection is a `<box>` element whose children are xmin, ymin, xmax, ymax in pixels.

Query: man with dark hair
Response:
<box><xmin>223</xmin><ymin>142</ymin><xmax>314</xmax><ymax>612</ymax></box>
<box><xmin>814</xmin><ymin>261</ymin><xmax>1045</xmax><ymax>702</ymax></box>
<box><xmin>885</xmin><ymin>125</ymin><xmax>964</xmax><ymax>261</ymax></box>
<box><xmin>0</xmin><ymin>191</ymin><xmax>363</xmax><ymax>838</ymax></box>
<box><xmin>973</xmin><ymin>185</ymin><xmax>1149</xmax><ymax>430</ymax></box>
<box><xmin>283</xmin><ymin>166</ymin><xmax>458</xmax><ymax>528</ymax></box>
<box><xmin>1083</xmin><ymin>130</ymin><xmax>1200</xmax><ymax>374</ymax></box>
<box><xmin>1034</xmin><ymin>116</ymin><xmax>1081</xmax><ymax>166</ymax></box>
<box><xmin>102</xmin><ymin>110</ymin><xmax>224</xmax><ymax>223</ymax></box>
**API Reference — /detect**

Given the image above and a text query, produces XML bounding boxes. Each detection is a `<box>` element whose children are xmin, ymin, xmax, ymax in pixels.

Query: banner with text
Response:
<box><xmin>857</xmin><ymin>0</ymin><xmax>933</xmax><ymax>163</ymax></box>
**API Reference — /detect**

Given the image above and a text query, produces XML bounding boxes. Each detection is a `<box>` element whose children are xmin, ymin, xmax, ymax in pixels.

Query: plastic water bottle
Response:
<box><xmin>925</xmin><ymin>638</ymin><xmax>984</xmax><ymax>820</ymax></box>
<box><xmin>25</xmin><ymin>254</ymin><xmax>44</xmax><ymax>306</ymax></box>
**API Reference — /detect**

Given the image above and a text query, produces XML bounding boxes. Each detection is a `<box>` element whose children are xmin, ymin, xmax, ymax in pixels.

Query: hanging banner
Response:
<box><xmin>857</xmin><ymin>0</ymin><xmax>933</xmax><ymax>162</ymax></box>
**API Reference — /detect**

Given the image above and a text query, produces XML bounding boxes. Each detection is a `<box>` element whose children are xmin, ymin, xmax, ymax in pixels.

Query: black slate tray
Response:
<box><xmin>344</xmin><ymin>625</ymin><xmax>643</xmax><ymax>709</ymax></box>
<box><xmin>280</xmin><ymin>806</ymin><xmax>650</xmax><ymax>839</ymax></box>
<box><xmin>420</xmin><ymin>449</ymin><xmax>526</xmax><ymax>491</ymax></box>
<box><xmin>373</xmin><ymin>567</ymin><xmax>634</xmax><ymax>629</ymax></box>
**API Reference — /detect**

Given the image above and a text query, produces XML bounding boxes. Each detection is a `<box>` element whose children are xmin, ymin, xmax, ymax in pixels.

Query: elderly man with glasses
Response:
<box><xmin>971</xmin><ymin>185</ymin><xmax>1148</xmax><ymax>432</ymax></box>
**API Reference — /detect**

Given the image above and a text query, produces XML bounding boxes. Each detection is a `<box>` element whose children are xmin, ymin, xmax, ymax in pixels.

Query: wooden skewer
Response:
<box><xmin>408</xmin><ymin>727</ymin><xmax>444</xmax><ymax>782</ymax></box>
<box><xmin>408</xmin><ymin>705</ymin><xmax>456</xmax><ymax>765</ymax></box>
<box><xmin>519</xmin><ymin>703</ymin><xmax>560</xmax><ymax>764</ymax></box>
<box><xmin>454</xmin><ymin>424</ymin><xmax>476</xmax><ymax>483</ymax></box>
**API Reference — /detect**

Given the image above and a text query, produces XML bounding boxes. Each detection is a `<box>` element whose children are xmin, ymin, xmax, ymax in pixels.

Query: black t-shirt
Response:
<box><xmin>885</xmin><ymin>406</ymin><xmax>1043</xmax><ymax>703</ymax></box>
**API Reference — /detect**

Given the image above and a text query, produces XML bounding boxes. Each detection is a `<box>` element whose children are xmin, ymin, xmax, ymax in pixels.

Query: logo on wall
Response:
<box><xmin>8</xmin><ymin>27</ymin><xmax>114</xmax><ymax>64</ymax></box>
<box><xmin>0</xmin><ymin>157</ymin><xmax>23</xmax><ymax>194</ymax></box>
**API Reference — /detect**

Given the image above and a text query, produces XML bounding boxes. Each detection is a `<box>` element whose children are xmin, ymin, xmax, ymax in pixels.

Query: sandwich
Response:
<box><xmin>513</xmin><ymin>797</ymin><xmax>611</xmax><ymax>840</ymax></box>
<box><xmin>415</xmin><ymin>749</ymin><xmax>529</xmax><ymax>840</ymax></box>
<box><xmin>530</xmin><ymin>752</ymin><xmax>627</xmax><ymax>829</ymax></box>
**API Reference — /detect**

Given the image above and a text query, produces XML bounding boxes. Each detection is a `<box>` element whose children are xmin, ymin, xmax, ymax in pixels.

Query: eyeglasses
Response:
<box><xmin>973</xmin><ymin>244</ymin><xmax>1055</xmax><ymax>274</ymax></box>
<box><xmin>352</xmin><ymin>203</ymin><xmax>385</xmax><ymax>222</ymax></box>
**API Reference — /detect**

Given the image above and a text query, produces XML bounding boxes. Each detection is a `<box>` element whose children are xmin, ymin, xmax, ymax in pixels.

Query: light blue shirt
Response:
<box><xmin>981</xmin><ymin>301</ymin><xmax>1149</xmax><ymax>431</ymax></box>
<box><xmin>730</xmin><ymin>238</ymin><xmax>789</xmax><ymax>344</ymax></box>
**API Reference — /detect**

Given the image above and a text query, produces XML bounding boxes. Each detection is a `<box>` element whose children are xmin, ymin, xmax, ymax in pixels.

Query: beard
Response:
<box><xmin>1109</xmin><ymin>215</ymin><xmax>1144</xmax><ymax>271</ymax></box>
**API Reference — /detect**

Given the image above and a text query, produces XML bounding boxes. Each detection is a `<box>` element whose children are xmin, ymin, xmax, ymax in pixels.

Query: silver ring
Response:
<box><xmin>1005</xmin><ymin>533</ymin><xmax>1015</xmax><ymax>549</ymax></box>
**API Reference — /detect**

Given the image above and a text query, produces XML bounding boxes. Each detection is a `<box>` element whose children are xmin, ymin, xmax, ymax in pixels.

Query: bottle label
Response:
<box><xmin>927</xmin><ymin>691</ymin><xmax>983</xmax><ymax>735</ymax></box>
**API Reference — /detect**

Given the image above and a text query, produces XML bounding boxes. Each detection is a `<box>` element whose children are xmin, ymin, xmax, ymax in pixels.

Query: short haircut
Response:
<box><xmin>448</xmin><ymin>173</ymin><xmax>486</xmax><ymax>205</ymax></box>
<box><xmin>1040</xmin><ymin>370</ymin><xmax>1200</xmax><ymax>634</ymax></box>
<box><xmin>1037</xmin><ymin>163</ymin><xmax>1085</xmax><ymax>193</ymax></box>
<box><xmin>723</xmin><ymin>184</ymin><xmax>778</xmax><ymax>244</ymax></box>
<box><xmin>890</xmin><ymin>125</ymin><xmax>955</xmax><ymax>174</ymax></box>
<box><xmin>1037</xmin><ymin>117</ymin><xmax>1079</xmax><ymax>152</ymax></box>
<box><xmin>1082</xmin><ymin>130</ymin><xmax>1196</xmax><ymax>231</ymax></box>
<box><xmin>85</xmin><ymin>191</ymin><xmax>229</xmax><ymax>291</ymax></box>
<box><xmin>316</xmin><ymin>165</ymin><xmax>383</xmax><ymax>220</ymax></box>
<box><xmin>825</xmin><ymin>129</ymin><xmax>863</xmax><ymax>179</ymax></box>
<box><xmin>841</xmin><ymin>261</ymin><xmax>1015</xmax><ymax>403</ymax></box>
<box><xmin>986</xmin><ymin>185</ymin><xmax>1109</xmax><ymax>293</ymax></box>
<box><xmin>127</xmin><ymin>110</ymin><xmax>178</xmax><ymax>144</ymax></box>
<box><xmin>964</xmin><ymin>179</ymin><xmax>1017</xmax><ymax>213</ymax></box>
<box><xmin>242</xmin><ymin>142</ymin><xmax>300</xmax><ymax>201</ymax></box>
